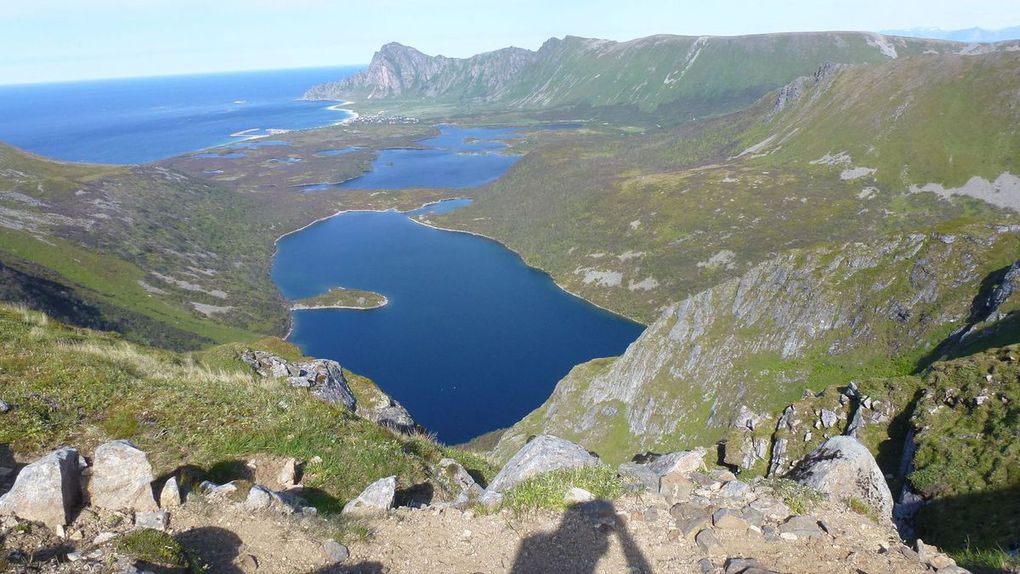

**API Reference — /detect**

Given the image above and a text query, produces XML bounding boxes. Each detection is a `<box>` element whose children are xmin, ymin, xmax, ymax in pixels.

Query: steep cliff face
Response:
<box><xmin>304</xmin><ymin>42</ymin><xmax>538</xmax><ymax>102</ymax></box>
<box><xmin>305</xmin><ymin>32</ymin><xmax>988</xmax><ymax>115</ymax></box>
<box><xmin>492</xmin><ymin>225</ymin><xmax>1020</xmax><ymax>464</ymax></box>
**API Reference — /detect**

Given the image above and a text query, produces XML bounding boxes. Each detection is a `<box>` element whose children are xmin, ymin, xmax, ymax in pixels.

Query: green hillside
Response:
<box><xmin>437</xmin><ymin>51</ymin><xmax>1020</xmax><ymax>323</ymax></box>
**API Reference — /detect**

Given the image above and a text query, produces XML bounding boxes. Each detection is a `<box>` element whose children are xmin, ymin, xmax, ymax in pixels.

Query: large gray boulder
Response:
<box><xmin>486</xmin><ymin>435</ymin><xmax>600</xmax><ymax>494</ymax></box>
<box><xmin>787</xmin><ymin>436</ymin><xmax>893</xmax><ymax>517</ymax></box>
<box><xmin>0</xmin><ymin>447</ymin><xmax>81</xmax><ymax>529</ymax></box>
<box><xmin>342</xmin><ymin>475</ymin><xmax>396</xmax><ymax>515</ymax></box>
<box><xmin>88</xmin><ymin>440</ymin><xmax>158</xmax><ymax>512</ymax></box>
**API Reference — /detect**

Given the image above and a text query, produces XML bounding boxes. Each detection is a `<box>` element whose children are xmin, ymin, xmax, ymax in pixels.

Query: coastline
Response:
<box><xmin>407</xmin><ymin>211</ymin><xmax>646</xmax><ymax>326</ymax></box>
<box><xmin>271</xmin><ymin>197</ymin><xmax>646</xmax><ymax>344</ymax></box>
<box><xmin>290</xmin><ymin>294</ymin><xmax>389</xmax><ymax>312</ymax></box>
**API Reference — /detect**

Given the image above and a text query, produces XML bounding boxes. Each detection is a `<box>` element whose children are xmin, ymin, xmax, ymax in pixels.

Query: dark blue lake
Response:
<box><xmin>273</xmin><ymin>199</ymin><xmax>644</xmax><ymax>444</ymax></box>
<box><xmin>0</xmin><ymin>66</ymin><xmax>361</xmax><ymax>164</ymax></box>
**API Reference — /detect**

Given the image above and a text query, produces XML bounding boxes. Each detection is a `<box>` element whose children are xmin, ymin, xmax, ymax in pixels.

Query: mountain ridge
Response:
<box><xmin>305</xmin><ymin>32</ymin><xmax>1018</xmax><ymax>119</ymax></box>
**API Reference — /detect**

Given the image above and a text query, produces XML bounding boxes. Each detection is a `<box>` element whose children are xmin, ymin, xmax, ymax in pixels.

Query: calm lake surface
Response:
<box><xmin>0</xmin><ymin>67</ymin><xmax>361</xmax><ymax>164</ymax></box>
<box><xmin>274</xmin><ymin>126</ymin><xmax>644</xmax><ymax>443</ymax></box>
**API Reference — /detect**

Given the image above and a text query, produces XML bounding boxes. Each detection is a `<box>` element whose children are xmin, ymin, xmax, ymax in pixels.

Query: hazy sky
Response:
<box><xmin>2</xmin><ymin>0</ymin><xmax>1018</xmax><ymax>85</ymax></box>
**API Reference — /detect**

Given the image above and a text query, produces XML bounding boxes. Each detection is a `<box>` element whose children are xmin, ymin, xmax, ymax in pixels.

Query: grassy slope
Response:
<box><xmin>0</xmin><ymin>123</ymin><xmax>460</xmax><ymax>351</ymax></box>
<box><xmin>438</xmin><ymin>52</ymin><xmax>1020</xmax><ymax>324</ymax></box>
<box><xmin>0</xmin><ymin>303</ymin><xmax>494</xmax><ymax>511</ymax></box>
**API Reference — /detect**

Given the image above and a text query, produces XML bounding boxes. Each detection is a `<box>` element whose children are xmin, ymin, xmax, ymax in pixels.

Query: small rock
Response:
<box><xmin>66</xmin><ymin>551</ymin><xmax>83</xmax><ymax>562</ymax></box>
<box><xmin>564</xmin><ymin>487</ymin><xmax>595</xmax><ymax>505</ymax></box>
<box><xmin>239</xmin><ymin>554</ymin><xmax>259</xmax><ymax>571</ymax></box>
<box><xmin>323</xmin><ymin>539</ymin><xmax>349</xmax><ymax>562</ymax></box>
<box><xmin>717</xmin><ymin>480</ymin><xmax>752</xmax><ymax>502</ymax></box>
<box><xmin>916</xmin><ymin>539</ymin><xmax>957</xmax><ymax>570</ymax></box>
<box><xmin>677</xmin><ymin>514</ymin><xmax>713</xmax><ymax>538</ymax></box>
<box><xmin>935</xmin><ymin>567</ymin><xmax>972</xmax><ymax>574</ymax></box>
<box><xmin>244</xmin><ymin>485</ymin><xmax>275</xmax><ymax>511</ymax></box>
<box><xmin>0</xmin><ymin>399</ymin><xmax>9</xmax><ymax>413</ymax></box>
<box><xmin>134</xmin><ymin>510</ymin><xmax>169</xmax><ymax>531</ymax></box>
<box><xmin>724</xmin><ymin>558</ymin><xmax>761</xmax><ymax>574</ymax></box>
<box><xmin>712</xmin><ymin>508</ymin><xmax>748</xmax><ymax>530</ymax></box>
<box><xmin>94</xmin><ymin>531</ymin><xmax>118</xmax><ymax>545</ymax></box>
<box><xmin>342</xmin><ymin>476</ymin><xmax>396</xmax><ymax>515</ymax></box>
<box><xmin>89</xmin><ymin>440</ymin><xmax>158</xmax><ymax>512</ymax></box>
<box><xmin>159</xmin><ymin>477</ymin><xmax>182</xmax><ymax>509</ymax></box>
<box><xmin>777</xmin><ymin>515</ymin><xmax>824</xmax><ymax>540</ymax></box>
<box><xmin>697</xmin><ymin>558</ymin><xmax>716</xmax><ymax>574</ymax></box>
<box><xmin>748</xmin><ymin>497</ymin><xmax>791</xmax><ymax>521</ymax></box>
<box><xmin>819</xmin><ymin>409</ymin><xmax>838</xmax><ymax>429</ymax></box>
<box><xmin>0</xmin><ymin>446</ymin><xmax>81</xmax><ymax>529</ymax></box>
<box><xmin>659</xmin><ymin>472</ymin><xmax>694</xmax><ymax>503</ymax></box>
<box><xmin>695</xmin><ymin>528</ymin><xmax>723</xmax><ymax>553</ymax></box>
<box><xmin>277</xmin><ymin>458</ymin><xmax>299</xmax><ymax>489</ymax></box>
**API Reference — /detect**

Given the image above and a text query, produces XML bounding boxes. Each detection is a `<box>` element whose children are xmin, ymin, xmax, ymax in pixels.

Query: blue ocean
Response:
<box><xmin>0</xmin><ymin>66</ymin><xmax>361</xmax><ymax>164</ymax></box>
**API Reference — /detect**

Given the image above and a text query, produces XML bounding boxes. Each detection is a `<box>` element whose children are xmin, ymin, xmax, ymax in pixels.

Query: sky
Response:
<box><xmin>1</xmin><ymin>0</ymin><xmax>1018</xmax><ymax>85</ymax></box>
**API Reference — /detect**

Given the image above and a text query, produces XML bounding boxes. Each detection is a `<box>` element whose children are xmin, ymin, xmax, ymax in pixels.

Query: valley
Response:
<box><xmin>1</xmin><ymin>28</ymin><xmax>1020</xmax><ymax>573</ymax></box>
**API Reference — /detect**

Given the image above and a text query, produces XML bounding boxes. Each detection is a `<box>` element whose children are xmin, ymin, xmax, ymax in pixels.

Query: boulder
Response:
<box><xmin>486</xmin><ymin>435</ymin><xmax>600</xmax><ymax>493</ymax></box>
<box><xmin>787</xmin><ymin>436</ymin><xmax>893</xmax><ymax>517</ymax></box>
<box><xmin>88</xmin><ymin>441</ymin><xmax>158</xmax><ymax>512</ymax></box>
<box><xmin>342</xmin><ymin>476</ymin><xmax>396</xmax><ymax>515</ymax></box>
<box><xmin>0</xmin><ymin>447</ymin><xmax>81</xmax><ymax>529</ymax></box>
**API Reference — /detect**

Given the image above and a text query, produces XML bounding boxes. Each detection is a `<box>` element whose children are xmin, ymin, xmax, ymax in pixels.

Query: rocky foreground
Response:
<box><xmin>1</xmin><ymin>427</ymin><xmax>968</xmax><ymax>574</ymax></box>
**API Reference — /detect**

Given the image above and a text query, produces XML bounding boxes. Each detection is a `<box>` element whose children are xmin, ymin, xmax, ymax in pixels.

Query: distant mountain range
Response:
<box><xmin>305</xmin><ymin>32</ymin><xmax>986</xmax><ymax>119</ymax></box>
<box><xmin>883</xmin><ymin>26</ymin><xmax>1020</xmax><ymax>43</ymax></box>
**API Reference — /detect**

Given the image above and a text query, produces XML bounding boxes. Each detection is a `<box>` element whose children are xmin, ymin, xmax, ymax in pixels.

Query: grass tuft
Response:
<box><xmin>501</xmin><ymin>466</ymin><xmax>623</xmax><ymax>514</ymax></box>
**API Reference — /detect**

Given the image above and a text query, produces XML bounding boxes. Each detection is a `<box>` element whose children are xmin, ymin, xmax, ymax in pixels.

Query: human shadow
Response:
<box><xmin>306</xmin><ymin>562</ymin><xmax>386</xmax><ymax>574</ymax></box>
<box><xmin>0</xmin><ymin>443</ymin><xmax>19</xmax><ymax>496</ymax></box>
<box><xmin>912</xmin><ymin>483</ymin><xmax>1020</xmax><ymax>574</ymax></box>
<box><xmin>510</xmin><ymin>501</ymin><xmax>653</xmax><ymax>574</ymax></box>
<box><xmin>176</xmin><ymin>526</ymin><xmax>244</xmax><ymax>574</ymax></box>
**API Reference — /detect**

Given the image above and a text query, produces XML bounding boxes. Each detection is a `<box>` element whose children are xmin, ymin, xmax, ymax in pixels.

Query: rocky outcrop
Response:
<box><xmin>787</xmin><ymin>436</ymin><xmax>894</xmax><ymax>518</ymax></box>
<box><xmin>342</xmin><ymin>475</ymin><xmax>396</xmax><ymax>515</ymax></box>
<box><xmin>88</xmin><ymin>440</ymin><xmax>158</xmax><ymax>512</ymax></box>
<box><xmin>0</xmin><ymin>447</ymin><xmax>81</xmax><ymax>529</ymax></box>
<box><xmin>241</xmin><ymin>349</ymin><xmax>356</xmax><ymax>411</ymax></box>
<box><xmin>305</xmin><ymin>42</ymin><xmax>538</xmax><ymax>102</ymax></box>
<box><xmin>493</xmin><ymin>227</ymin><xmax>1020</xmax><ymax>464</ymax></box>
<box><xmin>486</xmin><ymin>435</ymin><xmax>601</xmax><ymax>494</ymax></box>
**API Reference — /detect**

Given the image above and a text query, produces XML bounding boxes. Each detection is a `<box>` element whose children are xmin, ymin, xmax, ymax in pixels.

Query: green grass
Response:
<box><xmin>115</xmin><ymin>529</ymin><xmax>197</xmax><ymax>572</ymax></box>
<box><xmin>501</xmin><ymin>466</ymin><xmax>623</xmax><ymax>514</ymax></box>
<box><xmin>758</xmin><ymin>478</ymin><xmax>824</xmax><ymax>515</ymax></box>
<box><xmin>0</xmin><ymin>304</ymin><xmax>494</xmax><ymax>512</ymax></box>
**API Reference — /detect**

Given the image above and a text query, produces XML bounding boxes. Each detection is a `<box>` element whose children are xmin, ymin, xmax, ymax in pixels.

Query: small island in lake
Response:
<box><xmin>290</xmin><ymin>287</ymin><xmax>388</xmax><ymax>310</ymax></box>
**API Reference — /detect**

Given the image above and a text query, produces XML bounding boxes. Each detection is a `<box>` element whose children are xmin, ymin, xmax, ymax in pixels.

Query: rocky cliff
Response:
<box><xmin>305</xmin><ymin>42</ymin><xmax>538</xmax><ymax>102</ymax></box>
<box><xmin>492</xmin><ymin>225</ymin><xmax>1020</xmax><ymax>464</ymax></box>
<box><xmin>306</xmin><ymin>32</ymin><xmax>993</xmax><ymax>116</ymax></box>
